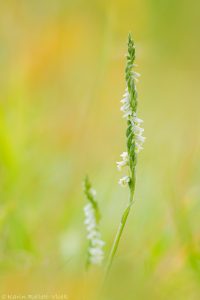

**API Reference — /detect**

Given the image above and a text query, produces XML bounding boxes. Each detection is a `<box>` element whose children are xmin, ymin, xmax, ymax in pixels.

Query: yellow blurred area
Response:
<box><xmin>0</xmin><ymin>0</ymin><xmax>200</xmax><ymax>299</ymax></box>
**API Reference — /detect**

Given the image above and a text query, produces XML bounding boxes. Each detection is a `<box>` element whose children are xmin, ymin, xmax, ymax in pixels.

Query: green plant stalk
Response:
<box><xmin>105</xmin><ymin>170</ymin><xmax>136</xmax><ymax>276</ymax></box>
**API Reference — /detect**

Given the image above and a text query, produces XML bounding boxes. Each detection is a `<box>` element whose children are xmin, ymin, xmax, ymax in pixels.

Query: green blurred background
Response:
<box><xmin>0</xmin><ymin>0</ymin><xmax>200</xmax><ymax>299</ymax></box>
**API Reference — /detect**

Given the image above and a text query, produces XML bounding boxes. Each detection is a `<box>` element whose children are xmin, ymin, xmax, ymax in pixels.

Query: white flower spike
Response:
<box><xmin>106</xmin><ymin>34</ymin><xmax>146</xmax><ymax>276</ymax></box>
<box><xmin>117</xmin><ymin>35</ymin><xmax>145</xmax><ymax>188</ymax></box>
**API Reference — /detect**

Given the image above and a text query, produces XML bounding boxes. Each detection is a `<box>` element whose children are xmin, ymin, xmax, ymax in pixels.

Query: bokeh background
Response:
<box><xmin>0</xmin><ymin>0</ymin><xmax>200</xmax><ymax>299</ymax></box>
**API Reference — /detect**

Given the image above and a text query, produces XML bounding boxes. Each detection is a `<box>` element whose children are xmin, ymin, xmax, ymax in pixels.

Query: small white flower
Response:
<box><xmin>120</xmin><ymin>152</ymin><xmax>128</xmax><ymax>160</ymax></box>
<box><xmin>121</xmin><ymin>89</ymin><xmax>129</xmax><ymax>101</ymax></box>
<box><xmin>133</xmin><ymin>116</ymin><xmax>143</xmax><ymax>124</ymax></box>
<box><xmin>89</xmin><ymin>247</ymin><xmax>104</xmax><ymax>256</ymax></box>
<box><xmin>120</xmin><ymin>102</ymin><xmax>130</xmax><ymax>111</ymax></box>
<box><xmin>86</xmin><ymin>222</ymin><xmax>96</xmax><ymax>232</ymax></box>
<box><xmin>87</xmin><ymin>230</ymin><xmax>102</xmax><ymax>241</ymax></box>
<box><xmin>116</xmin><ymin>152</ymin><xmax>129</xmax><ymax>171</ymax></box>
<box><xmin>120</xmin><ymin>89</ymin><xmax>133</xmax><ymax>119</ymax></box>
<box><xmin>84</xmin><ymin>203</ymin><xmax>92</xmax><ymax>214</ymax></box>
<box><xmin>131</xmin><ymin>114</ymin><xmax>145</xmax><ymax>153</ymax></box>
<box><xmin>92</xmin><ymin>238</ymin><xmax>105</xmax><ymax>247</ymax></box>
<box><xmin>131</xmin><ymin>71</ymin><xmax>141</xmax><ymax>82</ymax></box>
<box><xmin>89</xmin><ymin>188</ymin><xmax>97</xmax><ymax>198</ymax></box>
<box><xmin>87</xmin><ymin>229</ymin><xmax>99</xmax><ymax>240</ymax></box>
<box><xmin>116</xmin><ymin>161</ymin><xmax>125</xmax><ymax>171</ymax></box>
<box><xmin>136</xmin><ymin>134</ymin><xmax>145</xmax><ymax>143</ymax></box>
<box><xmin>90</xmin><ymin>251</ymin><xmax>104</xmax><ymax>265</ymax></box>
<box><xmin>133</xmin><ymin>125</ymin><xmax>144</xmax><ymax>135</ymax></box>
<box><xmin>123</xmin><ymin>110</ymin><xmax>132</xmax><ymax>119</ymax></box>
<box><xmin>135</xmin><ymin>143</ymin><xmax>144</xmax><ymax>153</ymax></box>
<box><xmin>118</xmin><ymin>176</ymin><xmax>130</xmax><ymax>187</ymax></box>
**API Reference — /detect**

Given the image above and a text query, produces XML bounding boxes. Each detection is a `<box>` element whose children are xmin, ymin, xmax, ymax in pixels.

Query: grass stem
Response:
<box><xmin>105</xmin><ymin>186</ymin><xmax>135</xmax><ymax>278</ymax></box>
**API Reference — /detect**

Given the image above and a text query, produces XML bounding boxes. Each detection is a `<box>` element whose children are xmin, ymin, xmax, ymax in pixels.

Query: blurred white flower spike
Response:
<box><xmin>83</xmin><ymin>176</ymin><xmax>105</xmax><ymax>267</ymax></box>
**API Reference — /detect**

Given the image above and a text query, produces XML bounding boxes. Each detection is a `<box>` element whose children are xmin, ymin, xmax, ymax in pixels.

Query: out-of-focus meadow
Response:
<box><xmin>0</xmin><ymin>0</ymin><xmax>200</xmax><ymax>299</ymax></box>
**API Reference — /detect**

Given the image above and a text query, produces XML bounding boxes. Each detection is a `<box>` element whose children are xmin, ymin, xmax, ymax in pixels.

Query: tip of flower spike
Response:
<box><xmin>128</xmin><ymin>33</ymin><xmax>134</xmax><ymax>45</ymax></box>
<box><xmin>127</xmin><ymin>34</ymin><xmax>135</xmax><ymax>54</ymax></box>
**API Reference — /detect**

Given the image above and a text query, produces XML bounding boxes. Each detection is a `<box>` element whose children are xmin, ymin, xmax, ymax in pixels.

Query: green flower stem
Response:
<box><xmin>105</xmin><ymin>172</ymin><xmax>135</xmax><ymax>277</ymax></box>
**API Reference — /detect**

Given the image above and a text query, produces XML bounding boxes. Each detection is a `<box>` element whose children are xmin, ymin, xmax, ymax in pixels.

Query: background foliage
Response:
<box><xmin>0</xmin><ymin>1</ymin><xmax>200</xmax><ymax>299</ymax></box>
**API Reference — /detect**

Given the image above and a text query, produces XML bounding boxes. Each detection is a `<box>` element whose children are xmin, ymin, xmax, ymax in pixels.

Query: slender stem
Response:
<box><xmin>105</xmin><ymin>186</ymin><xmax>135</xmax><ymax>277</ymax></box>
